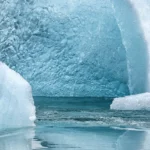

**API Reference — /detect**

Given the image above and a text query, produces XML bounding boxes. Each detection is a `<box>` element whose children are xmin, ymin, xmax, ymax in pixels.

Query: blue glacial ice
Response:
<box><xmin>0</xmin><ymin>62</ymin><xmax>36</xmax><ymax>129</ymax></box>
<box><xmin>0</xmin><ymin>0</ymin><xmax>129</xmax><ymax>97</ymax></box>
<box><xmin>0</xmin><ymin>0</ymin><xmax>149</xmax><ymax>97</ymax></box>
<box><xmin>111</xmin><ymin>0</ymin><xmax>148</xmax><ymax>94</ymax></box>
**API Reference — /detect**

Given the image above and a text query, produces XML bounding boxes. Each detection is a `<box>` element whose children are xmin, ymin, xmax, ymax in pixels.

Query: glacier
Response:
<box><xmin>0</xmin><ymin>0</ymin><xmax>149</xmax><ymax>97</ymax></box>
<box><xmin>0</xmin><ymin>0</ymin><xmax>129</xmax><ymax>97</ymax></box>
<box><xmin>110</xmin><ymin>93</ymin><xmax>150</xmax><ymax>110</ymax></box>
<box><xmin>0</xmin><ymin>62</ymin><xmax>36</xmax><ymax>129</ymax></box>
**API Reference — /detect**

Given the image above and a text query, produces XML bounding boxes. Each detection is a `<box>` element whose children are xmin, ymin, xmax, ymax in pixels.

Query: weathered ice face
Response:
<box><xmin>0</xmin><ymin>0</ymin><xmax>148</xmax><ymax>97</ymax></box>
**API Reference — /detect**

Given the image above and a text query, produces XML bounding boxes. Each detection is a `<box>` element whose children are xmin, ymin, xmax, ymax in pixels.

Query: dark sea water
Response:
<box><xmin>1</xmin><ymin>97</ymin><xmax>150</xmax><ymax>150</ymax></box>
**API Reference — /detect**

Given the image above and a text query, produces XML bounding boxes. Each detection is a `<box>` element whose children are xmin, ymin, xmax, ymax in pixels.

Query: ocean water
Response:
<box><xmin>1</xmin><ymin>97</ymin><xmax>150</xmax><ymax>150</ymax></box>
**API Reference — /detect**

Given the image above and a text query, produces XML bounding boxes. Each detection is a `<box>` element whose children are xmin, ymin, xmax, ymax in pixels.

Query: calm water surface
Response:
<box><xmin>0</xmin><ymin>97</ymin><xmax>150</xmax><ymax>150</ymax></box>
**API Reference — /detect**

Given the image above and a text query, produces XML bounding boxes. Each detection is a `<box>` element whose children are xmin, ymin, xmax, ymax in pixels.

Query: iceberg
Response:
<box><xmin>0</xmin><ymin>62</ymin><xmax>36</xmax><ymax>129</ymax></box>
<box><xmin>0</xmin><ymin>0</ymin><xmax>129</xmax><ymax>97</ymax></box>
<box><xmin>0</xmin><ymin>0</ymin><xmax>149</xmax><ymax>97</ymax></box>
<box><xmin>110</xmin><ymin>93</ymin><xmax>150</xmax><ymax>110</ymax></box>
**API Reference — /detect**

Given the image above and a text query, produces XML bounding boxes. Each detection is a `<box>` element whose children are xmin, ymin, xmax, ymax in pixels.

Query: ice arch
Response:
<box><xmin>111</xmin><ymin>0</ymin><xmax>148</xmax><ymax>94</ymax></box>
<box><xmin>0</xmin><ymin>0</ymin><xmax>148</xmax><ymax>97</ymax></box>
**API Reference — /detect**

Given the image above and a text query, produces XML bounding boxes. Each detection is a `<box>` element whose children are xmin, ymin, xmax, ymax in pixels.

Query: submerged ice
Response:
<box><xmin>0</xmin><ymin>62</ymin><xmax>36</xmax><ymax>129</ymax></box>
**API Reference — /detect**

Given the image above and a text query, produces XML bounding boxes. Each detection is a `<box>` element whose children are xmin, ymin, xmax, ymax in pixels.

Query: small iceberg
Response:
<box><xmin>0</xmin><ymin>62</ymin><xmax>36</xmax><ymax>129</ymax></box>
<box><xmin>110</xmin><ymin>93</ymin><xmax>150</xmax><ymax>110</ymax></box>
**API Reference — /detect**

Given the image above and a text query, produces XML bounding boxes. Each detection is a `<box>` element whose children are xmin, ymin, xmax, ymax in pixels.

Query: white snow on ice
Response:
<box><xmin>110</xmin><ymin>93</ymin><xmax>150</xmax><ymax>110</ymax></box>
<box><xmin>0</xmin><ymin>62</ymin><xmax>36</xmax><ymax>129</ymax></box>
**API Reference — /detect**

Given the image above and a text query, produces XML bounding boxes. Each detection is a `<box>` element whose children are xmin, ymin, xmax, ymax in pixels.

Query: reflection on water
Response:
<box><xmin>1</xmin><ymin>97</ymin><xmax>150</xmax><ymax>150</ymax></box>
<box><xmin>36</xmin><ymin>126</ymin><xmax>150</xmax><ymax>150</ymax></box>
<box><xmin>0</xmin><ymin>126</ymin><xmax>149</xmax><ymax>150</ymax></box>
<box><xmin>116</xmin><ymin>130</ymin><xmax>146</xmax><ymax>150</ymax></box>
<box><xmin>0</xmin><ymin>128</ymin><xmax>43</xmax><ymax>150</ymax></box>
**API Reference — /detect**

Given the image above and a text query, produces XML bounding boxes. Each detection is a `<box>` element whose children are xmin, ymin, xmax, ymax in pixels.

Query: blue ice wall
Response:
<box><xmin>0</xmin><ymin>0</ymin><xmax>132</xmax><ymax>97</ymax></box>
<box><xmin>111</xmin><ymin>0</ymin><xmax>148</xmax><ymax>95</ymax></box>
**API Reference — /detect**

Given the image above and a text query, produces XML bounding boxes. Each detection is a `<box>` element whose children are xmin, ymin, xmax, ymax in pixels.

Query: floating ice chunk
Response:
<box><xmin>0</xmin><ymin>62</ymin><xmax>36</xmax><ymax>129</ymax></box>
<box><xmin>110</xmin><ymin>93</ymin><xmax>150</xmax><ymax>110</ymax></box>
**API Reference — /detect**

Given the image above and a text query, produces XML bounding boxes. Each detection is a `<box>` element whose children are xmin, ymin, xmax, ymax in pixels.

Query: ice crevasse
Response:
<box><xmin>0</xmin><ymin>0</ymin><xmax>150</xmax><ymax>97</ymax></box>
<box><xmin>0</xmin><ymin>62</ymin><xmax>36</xmax><ymax>129</ymax></box>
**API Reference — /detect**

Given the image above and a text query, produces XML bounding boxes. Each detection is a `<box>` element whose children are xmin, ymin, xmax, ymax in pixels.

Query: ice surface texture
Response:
<box><xmin>0</xmin><ymin>0</ymin><xmax>148</xmax><ymax>97</ymax></box>
<box><xmin>110</xmin><ymin>93</ymin><xmax>150</xmax><ymax>110</ymax></box>
<box><xmin>111</xmin><ymin>0</ymin><xmax>148</xmax><ymax>94</ymax></box>
<box><xmin>0</xmin><ymin>62</ymin><xmax>36</xmax><ymax>129</ymax></box>
<box><xmin>0</xmin><ymin>0</ymin><xmax>129</xmax><ymax>97</ymax></box>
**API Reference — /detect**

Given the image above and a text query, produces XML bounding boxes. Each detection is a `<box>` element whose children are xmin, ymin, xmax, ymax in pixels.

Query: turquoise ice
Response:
<box><xmin>0</xmin><ymin>0</ymin><xmax>150</xmax><ymax>97</ymax></box>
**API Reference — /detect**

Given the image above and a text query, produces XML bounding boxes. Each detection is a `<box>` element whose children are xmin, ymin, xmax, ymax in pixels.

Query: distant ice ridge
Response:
<box><xmin>110</xmin><ymin>93</ymin><xmax>150</xmax><ymax>110</ymax></box>
<box><xmin>0</xmin><ymin>62</ymin><xmax>36</xmax><ymax>129</ymax></box>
